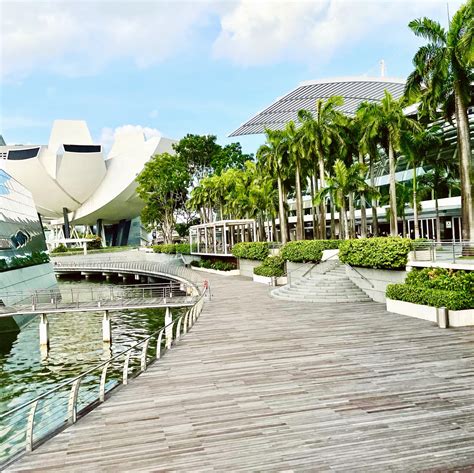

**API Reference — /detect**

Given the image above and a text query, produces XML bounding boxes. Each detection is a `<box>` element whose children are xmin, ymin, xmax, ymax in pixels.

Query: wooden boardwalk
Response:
<box><xmin>7</xmin><ymin>274</ymin><xmax>474</xmax><ymax>472</ymax></box>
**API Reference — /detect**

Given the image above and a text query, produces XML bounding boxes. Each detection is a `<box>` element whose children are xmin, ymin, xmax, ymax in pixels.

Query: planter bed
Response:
<box><xmin>386</xmin><ymin>298</ymin><xmax>474</xmax><ymax>327</ymax></box>
<box><xmin>253</xmin><ymin>274</ymin><xmax>287</xmax><ymax>286</ymax></box>
<box><xmin>191</xmin><ymin>266</ymin><xmax>240</xmax><ymax>277</ymax></box>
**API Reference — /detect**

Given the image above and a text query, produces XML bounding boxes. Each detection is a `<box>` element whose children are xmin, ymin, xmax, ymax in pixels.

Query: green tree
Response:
<box><xmin>405</xmin><ymin>0</ymin><xmax>474</xmax><ymax>241</ymax></box>
<box><xmin>136</xmin><ymin>152</ymin><xmax>190</xmax><ymax>244</ymax></box>
<box><xmin>256</xmin><ymin>129</ymin><xmax>291</xmax><ymax>243</ymax></box>
<box><xmin>361</xmin><ymin>91</ymin><xmax>420</xmax><ymax>236</ymax></box>
<box><xmin>299</xmin><ymin>96</ymin><xmax>345</xmax><ymax>239</ymax></box>
<box><xmin>400</xmin><ymin>126</ymin><xmax>442</xmax><ymax>239</ymax></box>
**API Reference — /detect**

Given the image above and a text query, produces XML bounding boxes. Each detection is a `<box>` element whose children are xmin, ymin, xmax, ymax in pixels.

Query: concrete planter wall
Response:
<box><xmin>238</xmin><ymin>259</ymin><xmax>262</xmax><ymax>278</ymax></box>
<box><xmin>191</xmin><ymin>266</ymin><xmax>239</xmax><ymax>277</ymax></box>
<box><xmin>253</xmin><ymin>274</ymin><xmax>287</xmax><ymax>286</ymax></box>
<box><xmin>347</xmin><ymin>267</ymin><xmax>407</xmax><ymax>303</ymax></box>
<box><xmin>386</xmin><ymin>298</ymin><xmax>438</xmax><ymax>322</ymax></box>
<box><xmin>386</xmin><ymin>298</ymin><xmax>474</xmax><ymax>327</ymax></box>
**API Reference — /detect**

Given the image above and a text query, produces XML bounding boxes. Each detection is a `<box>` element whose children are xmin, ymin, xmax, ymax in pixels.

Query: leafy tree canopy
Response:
<box><xmin>172</xmin><ymin>133</ymin><xmax>252</xmax><ymax>178</ymax></box>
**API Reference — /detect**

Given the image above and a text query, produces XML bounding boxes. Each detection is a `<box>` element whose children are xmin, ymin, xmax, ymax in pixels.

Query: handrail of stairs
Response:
<box><xmin>286</xmin><ymin>252</ymin><xmax>340</xmax><ymax>287</ymax></box>
<box><xmin>344</xmin><ymin>263</ymin><xmax>374</xmax><ymax>288</ymax></box>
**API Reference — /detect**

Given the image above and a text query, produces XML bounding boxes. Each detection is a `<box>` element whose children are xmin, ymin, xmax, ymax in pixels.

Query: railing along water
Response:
<box><xmin>0</xmin><ymin>289</ymin><xmax>207</xmax><ymax>468</ymax></box>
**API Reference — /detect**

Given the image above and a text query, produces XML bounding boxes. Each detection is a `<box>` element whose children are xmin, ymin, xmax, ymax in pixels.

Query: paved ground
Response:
<box><xmin>7</xmin><ymin>274</ymin><xmax>474</xmax><ymax>472</ymax></box>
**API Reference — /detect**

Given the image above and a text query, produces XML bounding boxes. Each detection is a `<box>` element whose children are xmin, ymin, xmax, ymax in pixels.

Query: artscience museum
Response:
<box><xmin>0</xmin><ymin>120</ymin><xmax>176</xmax><ymax>246</ymax></box>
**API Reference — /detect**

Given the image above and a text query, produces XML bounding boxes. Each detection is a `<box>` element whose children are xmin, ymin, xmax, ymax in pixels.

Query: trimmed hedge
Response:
<box><xmin>190</xmin><ymin>259</ymin><xmax>236</xmax><ymax>271</ymax></box>
<box><xmin>280</xmin><ymin>240</ymin><xmax>340</xmax><ymax>263</ymax></box>
<box><xmin>386</xmin><ymin>284</ymin><xmax>474</xmax><ymax>310</ymax></box>
<box><xmin>339</xmin><ymin>237</ymin><xmax>411</xmax><ymax>270</ymax></box>
<box><xmin>231</xmin><ymin>242</ymin><xmax>269</xmax><ymax>261</ymax></box>
<box><xmin>254</xmin><ymin>256</ymin><xmax>285</xmax><ymax>277</ymax></box>
<box><xmin>405</xmin><ymin>267</ymin><xmax>474</xmax><ymax>293</ymax></box>
<box><xmin>153</xmin><ymin>243</ymin><xmax>193</xmax><ymax>255</ymax></box>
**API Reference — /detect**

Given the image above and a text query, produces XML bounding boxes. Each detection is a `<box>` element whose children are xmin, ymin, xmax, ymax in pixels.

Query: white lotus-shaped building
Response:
<box><xmin>0</xmin><ymin>120</ymin><xmax>175</xmax><ymax>245</ymax></box>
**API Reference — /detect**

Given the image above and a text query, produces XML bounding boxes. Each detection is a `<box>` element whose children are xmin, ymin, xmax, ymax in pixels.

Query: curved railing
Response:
<box><xmin>52</xmin><ymin>258</ymin><xmax>203</xmax><ymax>288</ymax></box>
<box><xmin>0</xmin><ymin>290</ymin><xmax>207</xmax><ymax>469</ymax></box>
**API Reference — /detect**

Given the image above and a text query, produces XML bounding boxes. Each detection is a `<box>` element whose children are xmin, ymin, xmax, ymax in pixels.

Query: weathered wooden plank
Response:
<box><xmin>6</xmin><ymin>273</ymin><xmax>474</xmax><ymax>472</ymax></box>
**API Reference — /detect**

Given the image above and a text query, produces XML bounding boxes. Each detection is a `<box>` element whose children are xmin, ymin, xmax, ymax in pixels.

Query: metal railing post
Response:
<box><xmin>99</xmin><ymin>363</ymin><xmax>109</xmax><ymax>402</ymax></box>
<box><xmin>140</xmin><ymin>340</ymin><xmax>150</xmax><ymax>372</ymax></box>
<box><xmin>68</xmin><ymin>379</ymin><xmax>81</xmax><ymax>424</ymax></box>
<box><xmin>25</xmin><ymin>400</ymin><xmax>39</xmax><ymax>452</ymax></box>
<box><xmin>122</xmin><ymin>353</ymin><xmax>131</xmax><ymax>385</ymax></box>
<box><xmin>156</xmin><ymin>329</ymin><xmax>164</xmax><ymax>359</ymax></box>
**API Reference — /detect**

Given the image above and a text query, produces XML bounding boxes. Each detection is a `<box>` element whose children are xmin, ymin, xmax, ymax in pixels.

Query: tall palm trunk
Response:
<box><xmin>310</xmin><ymin>172</ymin><xmax>318</xmax><ymax>239</ymax></box>
<box><xmin>370</xmin><ymin>154</ymin><xmax>379</xmax><ymax>236</ymax></box>
<box><xmin>317</xmin><ymin>151</ymin><xmax>327</xmax><ymax>239</ymax></box>
<box><xmin>358</xmin><ymin>152</ymin><xmax>367</xmax><ymax>238</ymax></box>
<box><xmin>413</xmin><ymin>162</ymin><xmax>420</xmax><ymax>239</ymax></box>
<box><xmin>330</xmin><ymin>197</ymin><xmax>336</xmax><ymax>239</ymax></box>
<box><xmin>295</xmin><ymin>158</ymin><xmax>304</xmax><ymax>241</ymax></box>
<box><xmin>271</xmin><ymin>214</ymin><xmax>277</xmax><ymax>243</ymax></box>
<box><xmin>277</xmin><ymin>175</ymin><xmax>288</xmax><ymax>244</ymax></box>
<box><xmin>349</xmin><ymin>192</ymin><xmax>356</xmax><ymax>239</ymax></box>
<box><xmin>341</xmin><ymin>200</ymin><xmax>349</xmax><ymax>240</ymax></box>
<box><xmin>388</xmin><ymin>139</ymin><xmax>398</xmax><ymax>236</ymax></box>
<box><xmin>454</xmin><ymin>84</ymin><xmax>474</xmax><ymax>243</ymax></box>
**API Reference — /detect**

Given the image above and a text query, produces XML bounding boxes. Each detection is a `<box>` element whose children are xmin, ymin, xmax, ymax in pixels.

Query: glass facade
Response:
<box><xmin>0</xmin><ymin>169</ymin><xmax>49</xmax><ymax>272</ymax></box>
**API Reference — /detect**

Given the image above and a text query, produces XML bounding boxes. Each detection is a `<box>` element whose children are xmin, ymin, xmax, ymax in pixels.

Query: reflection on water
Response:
<box><xmin>0</xmin><ymin>278</ymin><xmax>178</xmax><ymax>415</ymax></box>
<box><xmin>0</xmin><ymin>277</ymin><xmax>186</xmax><ymax>464</ymax></box>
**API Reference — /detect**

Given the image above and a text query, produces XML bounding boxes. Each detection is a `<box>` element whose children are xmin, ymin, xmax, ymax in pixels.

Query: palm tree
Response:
<box><xmin>298</xmin><ymin>97</ymin><xmax>345</xmax><ymax>239</ymax></box>
<box><xmin>405</xmin><ymin>1</ymin><xmax>473</xmax><ymax>241</ymax></box>
<box><xmin>357</xmin><ymin>101</ymin><xmax>383</xmax><ymax>236</ymax></box>
<box><xmin>400</xmin><ymin>126</ymin><xmax>442</xmax><ymax>239</ymax></box>
<box><xmin>285</xmin><ymin>121</ymin><xmax>305</xmax><ymax>241</ymax></box>
<box><xmin>361</xmin><ymin>91</ymin><xmax>420</xmax><ymax>236</ymax></box>
<box><xmin>316</xmin><ymin>160</ymin><xmax>376</xmax><ymax>239</ymax></box>
<box><xmin>256</xmin><ymin>129</ymin><xmax>290</xmax><ymax>243</ymax></box>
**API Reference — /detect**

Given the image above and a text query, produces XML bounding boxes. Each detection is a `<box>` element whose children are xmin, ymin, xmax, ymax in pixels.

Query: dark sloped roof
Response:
<box><xmin>229</xmin><ymin>77</ymin><xmax>406</xmax><ymax>137</ymax></box>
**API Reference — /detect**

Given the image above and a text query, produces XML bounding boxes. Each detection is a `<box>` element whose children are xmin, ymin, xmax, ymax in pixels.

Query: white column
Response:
<box><xmin>102</xmin><ymin>311</ymin><xmax>112</xmax><ymax>343</ymax></box>
<box><xmin>39</xmin><ymin>314</ymin><xmax>49</xmax><ymax>346</ymax></box>
<box><xmin>213</xmin><ymin>225</ymin><xmax>217</xmax><ymax>254</ymax></box>
<box><xmin>204</xmin><ymin>227</ymin><xmax>208</xmax><ymax>254</ymax></box>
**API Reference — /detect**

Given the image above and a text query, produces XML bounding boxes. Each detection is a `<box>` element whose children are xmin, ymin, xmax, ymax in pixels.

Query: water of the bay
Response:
<box><xmin>0</xmin><ymin>277</ymin><xmax>180</xmax><ymax>464</ymax></box>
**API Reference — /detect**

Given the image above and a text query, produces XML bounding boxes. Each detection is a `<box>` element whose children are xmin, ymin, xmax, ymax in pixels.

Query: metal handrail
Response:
<box><xmin>344</xmin><ymin>263</ymin><xmax>375</xmax><ymax>288</ymax></box>
<box><xmin>0</xmin><ymin>289</ymin><xmax>207</xmax><ymax>467</ymax></box>
<box><xmin>286</xmin><ymin>250</ymin><xmax>340</xmax><ymax>286</ymax></box>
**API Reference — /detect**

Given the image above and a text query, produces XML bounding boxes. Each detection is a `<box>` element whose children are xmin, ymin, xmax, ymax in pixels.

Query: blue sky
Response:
<box><xmin>0</xmin><ymin>0</ymin><xmax>462</xmax><ymax>154</ymax></box>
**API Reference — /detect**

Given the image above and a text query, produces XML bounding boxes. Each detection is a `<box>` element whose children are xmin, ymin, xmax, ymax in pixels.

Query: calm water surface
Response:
<box><xmin>0</xmin><ymin>278</ymin><xmax>181</xmax><ymax>463</ymax></box>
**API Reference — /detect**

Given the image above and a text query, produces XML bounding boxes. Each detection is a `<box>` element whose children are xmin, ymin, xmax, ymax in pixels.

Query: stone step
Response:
<box><xmin>272</xmin><ymin>293</ymin><xmax>372</xmax><ymax>303</ymax></box>
<box><xmin>279</xmin><ymin>287</ymin><xmax>365</xmax><ymax>295</ymax></box>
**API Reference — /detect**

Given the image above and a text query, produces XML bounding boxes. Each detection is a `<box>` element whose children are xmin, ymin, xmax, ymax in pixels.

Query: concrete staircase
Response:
<box><xmin>271</xmin><ymin>262</ymin><xmax>372</xmax><ymax>303</ymax></box>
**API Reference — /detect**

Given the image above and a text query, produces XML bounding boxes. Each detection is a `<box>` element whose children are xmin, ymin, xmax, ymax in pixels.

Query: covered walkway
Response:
<box><xmin>7</xmin><ymin>274</ymin><xmax>474</xmax><ymax>471</ymax></box>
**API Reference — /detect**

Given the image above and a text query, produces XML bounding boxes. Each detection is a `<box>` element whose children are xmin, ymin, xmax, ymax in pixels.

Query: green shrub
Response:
<box><xmin>339</xmin><ymin>237</ymin><xmax>411</xmax><ymax>270</ymax></box>
<box><xmin>254</xmin><ymin>256</ymin><xmax>285</xmax><ymax>277</ymax></box>
<box><xmin>174</xmin><ymin>243</ymin><xmax>192</xmax><ymax>255</ymax></box>
<box><xmin>231</xmin><ymin>242</ymin><xmax>269</xmax><ymax>261</ymax></box>
<box><xmin>52</xmin><ymin>244</ymin><xmax>68</xmax><ymax>254</ymax></box>
<box><xmin>280</xmin><ymin>239</ymin><xmax>339</xmax><ymax>263</ymax></box>
<box><xmin>152</xmin><ymin>245</ymin><xmax>163</xmax><ymax>253</ymax></box>
<box><xmin>386</xmin><ymin>284</ymin><xmax>474</xmax><ymax>310</ymax></box>
<box><xmin>87</xmin><ymin>236</ymin><xmax>102</xmax><ymax>250</ymax></box>
<box><xmin>405</xmin><ymin>268</ymin><xmax>474</xmax><ymax>293</ymax></box>
<box><xmin>191</xmin><ymin>258</ymin><xmax>236</xmax><ymax>271</ymax></box>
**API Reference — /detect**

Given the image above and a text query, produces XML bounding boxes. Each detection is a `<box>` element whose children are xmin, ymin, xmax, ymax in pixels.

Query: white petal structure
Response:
<box><xmin>0</xmin><ymin>120</ymin><xmax>176</xmax><ymax>229</ymax></box>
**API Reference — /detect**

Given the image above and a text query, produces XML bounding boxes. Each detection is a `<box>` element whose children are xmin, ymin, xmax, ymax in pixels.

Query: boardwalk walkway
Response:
<box><xmin>7</xmin><ymin>274</ymin><xmax>474</xmax><ymax>472</ymax></box>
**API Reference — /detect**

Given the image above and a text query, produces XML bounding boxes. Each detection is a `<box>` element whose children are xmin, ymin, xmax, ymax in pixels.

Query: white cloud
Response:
<box><xmin>99</xmin><ymin>124</ymin><xmax>162</xmax><ymax>152</ymax></box>
<box><xmin>212</xmin><ymin>0</ymin><xmax>463</xmax><ymax>66</ymax></box>
<box><xmin>0</xmin><ymin>1</ymin><xmax>212</xmax><ymax>79</ymax></box>
<box><xmin>0</xmin><ymin>0</ymin><xmax>464</xmax><ymax>79</ymax></box>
